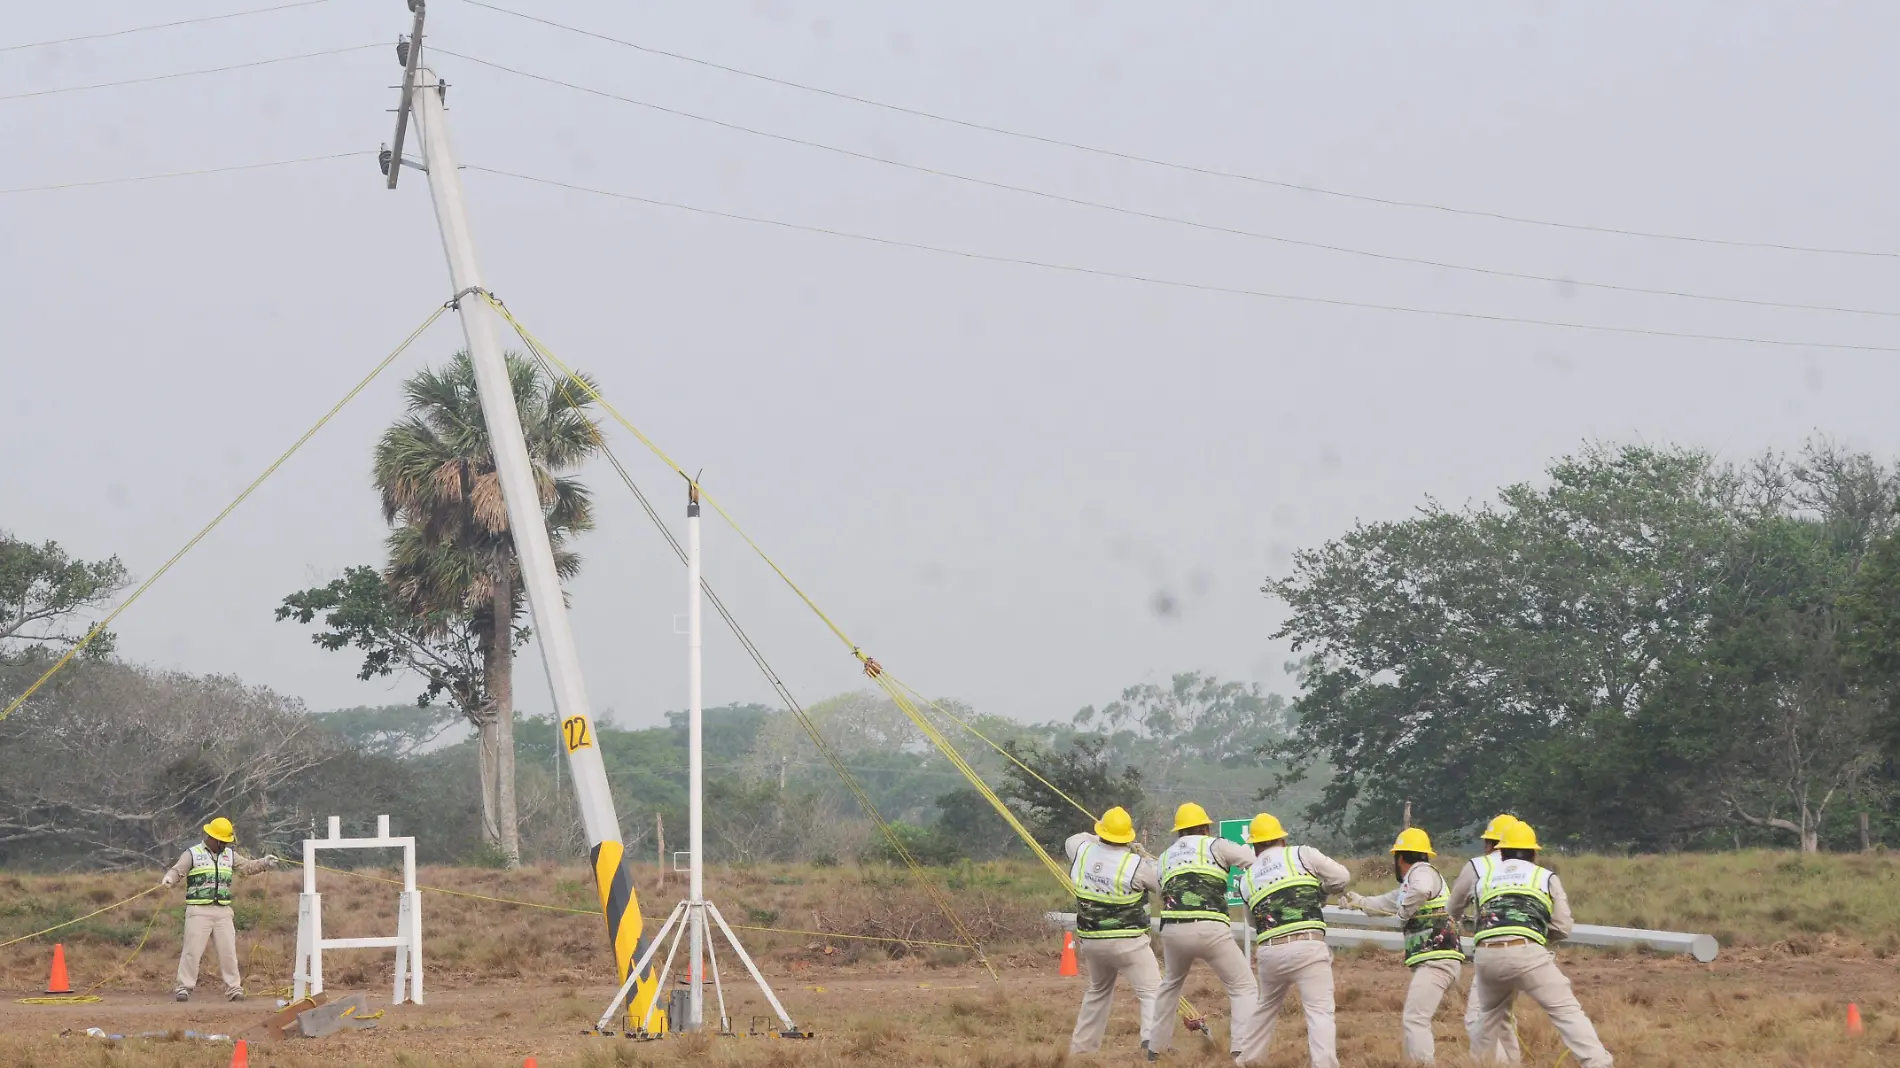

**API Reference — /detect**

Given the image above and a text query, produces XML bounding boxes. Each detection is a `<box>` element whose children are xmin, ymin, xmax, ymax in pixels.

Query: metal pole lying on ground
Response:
<box><xmin>1043</xmin><ymin>910</ymin><xmax>1720</xmax><ymax>963</ymax></box>
<box><xmin>403</xmin><ymin>60</ymin><xmax>662</xmax><ymax>1030</ymax></box>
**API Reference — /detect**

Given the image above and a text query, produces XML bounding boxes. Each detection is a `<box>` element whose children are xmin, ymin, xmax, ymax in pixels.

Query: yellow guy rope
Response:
<box><xmin>11</xmin><ymin>884</ymin><xmax>166</xmax><ymax>1005</ymax></box>
<box><xmin>491</xmin><ymin>297</ymin><xmax>1073</xmax><ymax>885</ymax></box>
<box><xmin>0</xmin><ymin>303</ymin><xmax>452</xmax><ymax>721</ymax></box>
<box><xmin>533</xmin><ymin>323</ymin><xmax>1001</xmax><ymax>977</ymax></box>
<box><xmin>888</xmin><ymin>676</ymin><xmax>1096</xmax><ymax>821</ymax></box>
<box><xmin>491</xmin><ymin>298</ymin><xmax>1208</xmax><ymax>1022</ymax></box>
<box><xmin>0</xmin><ymin>885</ymin><xmax>164</xmax><ymax>953</ymax></box>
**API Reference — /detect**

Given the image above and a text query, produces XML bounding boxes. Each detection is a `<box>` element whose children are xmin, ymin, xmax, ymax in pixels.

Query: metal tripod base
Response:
<box><xmin>595</xmin><ymin>898</ymin><xmax>801</xmax><ymax>1036</ymax></box>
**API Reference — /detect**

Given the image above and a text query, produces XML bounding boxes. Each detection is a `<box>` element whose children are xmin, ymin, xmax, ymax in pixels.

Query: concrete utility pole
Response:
<box><xmin>390</xmin><ymin>39</ymin><xmax>660</xmax><ymax>1029</ymax></box>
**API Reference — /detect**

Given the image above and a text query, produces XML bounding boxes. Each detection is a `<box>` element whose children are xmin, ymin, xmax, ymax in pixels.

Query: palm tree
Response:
<box><xmin>373</xmin><ymin>351</ymin><xmax>602</xmax><ymax>865</ymax></box>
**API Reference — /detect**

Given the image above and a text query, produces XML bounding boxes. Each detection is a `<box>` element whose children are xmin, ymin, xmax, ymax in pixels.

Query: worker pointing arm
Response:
<box><xmin>1350</xmin><ymin>853</ymin><xmax>1438</xmax><ymax>921</ymax></box>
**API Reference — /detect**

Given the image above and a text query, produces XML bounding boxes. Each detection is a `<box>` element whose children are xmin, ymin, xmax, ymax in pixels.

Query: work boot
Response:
<box><xmin>226</xmin><ymin>990</ymin><xmax>245</xmax><ymax>1002</ymax></box>
<box><xmin>174</xmin><ymin>989</ymin><xmax>189</xmax><ymax>1002</ymax></box>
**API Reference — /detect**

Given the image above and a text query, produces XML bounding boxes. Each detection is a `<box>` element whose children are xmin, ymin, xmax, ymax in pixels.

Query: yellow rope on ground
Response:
<box><xmin>14</xmin><ymin>886</ymin><xmax>166</xmax><ymax>1005</ymax></box>
<box><xmin>721</xmin><ymin>924</ymin><xmax>969</xmax><ymax>952</ymax></box>
<box><xmin>0</xmin><ymin>303</ymin><xmax>452</xmax><ymax>722</ymax></box>
<box><xmin>0</xmin><ymin>885</ymin><xmax>163</xmax><ymax>952</ymax></box>
<box><xmin>309</xmin><ymin>861</ymin><xmax>598</xmax><ymax>914</ymax></box>
<box><xmin>305</xmin><ymin>861</ymin><xmax>977</xmax><ymax>950</ymax></box>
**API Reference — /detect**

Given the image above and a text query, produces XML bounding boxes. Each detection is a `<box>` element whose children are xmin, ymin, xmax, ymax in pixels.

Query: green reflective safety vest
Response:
<box><xmin>1474</xmin><ymin>855</ymin><xmax>1555</xmax><ymax>946</ymax></box>
<box><xmin>1159</xmin><ymin>835</ymin><xmax>1232</xmax><ymax>924</ymax></box>
<box><xmin>1240</xmin><ymin>845</ymin><xmax>1326</xmax><ymax>943</ymax></box>
<box><xmin>1400</xmin><ymin>865</ymin><xmax>1464</xmax><ymax>967</ymax></box>
<box><xmin>184</xmin><ymin>845</ymin><xmax>235</xmax><ymax>907</ymax></box>
<box><xmin>1070</xmin><ymin>841</ymin><xmax>1151</xmax><ymax>939</ymax></box>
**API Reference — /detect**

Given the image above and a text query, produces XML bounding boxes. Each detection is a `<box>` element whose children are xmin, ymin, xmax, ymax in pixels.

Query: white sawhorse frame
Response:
<box><xmin>293</xmin><ymin>815</ymin><xmax>423</xmax><ymax>1005</ymax></box>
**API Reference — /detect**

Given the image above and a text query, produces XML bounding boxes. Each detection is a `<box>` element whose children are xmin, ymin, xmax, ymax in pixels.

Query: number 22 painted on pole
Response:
<box><xmin>562</xmin><ymin>716</ymin><xmax>593</xmax><ymax>753</ymax></box>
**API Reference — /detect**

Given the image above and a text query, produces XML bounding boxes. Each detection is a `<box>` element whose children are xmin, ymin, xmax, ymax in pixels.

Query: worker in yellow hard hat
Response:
<box><xmin>158</xmin><ymin>817</ymin><xmax>276</xmax><ymax>1002</ymax></box>
<box><xmin>1455</xmin><ymin>814</ymin><xmax>1522</xmax><ymax>1061</ymax></box>
<box><xmin>1234</xmin><ymin>811</ymin><xmax>1350</xmax><ymax>1067</ymax></box>
<box><xmin>1147</xmin><ymin>802</ymin><xmax>1260</xmax><ymax>1060</ymax></box>
<box><xmin>1345</xmin><ymin>827</ymin><xmax>1463</xmax><ymax>1064</ymax></box>
<box><xmin>1064</xmin><ymin>805</ymin><xmax>1161</xmax><ymax>1055</ymax></box>
<box><xmin>1447</xmin><ymin>822</ymin><xmax>1612</xmax><ymax>1068</ymax></box>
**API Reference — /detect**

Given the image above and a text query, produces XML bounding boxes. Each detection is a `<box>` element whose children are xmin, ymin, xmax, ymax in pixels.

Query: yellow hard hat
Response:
<box><xmin>202</xmin><ymin>817</ymin><xmax>236</xmax><ymax>843</ymax></box>
<box><xmin>1480</xmin><ymin>814</ymin><xmax>1519</xmax><ymax>843</ymax></box>
<box><xmin>1172</xmin><ymin>802</ymin><xmax>1214</xmax><ymax>832</ymax></box>
<box><xmin>1245</xmin><ymin>812</ymin><xmax>1287</xmax><ymax>844</ymax></box>
<box><xmin>1095</xmin><ymin>806</ymin><xmax>1137</xmax><ymax>844</ymax></box>
<box><xmin>1497</xmin><ymin>821</ymin><xmax>1540</xmax><ymax>851</ymax></box>
<box><xmin>1390</xmin><ymin>827</ymin><xmax>1435</xmax><ymax>856</ymax></box>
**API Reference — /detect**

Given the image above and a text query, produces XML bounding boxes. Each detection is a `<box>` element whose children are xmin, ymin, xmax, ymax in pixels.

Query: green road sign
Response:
<box><xmin>1218</xmin><ymin>819</ymin><xmax>1250</xmax><ymax>906</ymax></box>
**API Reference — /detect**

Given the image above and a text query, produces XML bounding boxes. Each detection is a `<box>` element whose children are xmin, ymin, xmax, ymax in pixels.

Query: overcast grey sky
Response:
<box><xmin>4</xmin><ymin>1</ymin><xmax>1896</xmax><ymax>730</ymax></box>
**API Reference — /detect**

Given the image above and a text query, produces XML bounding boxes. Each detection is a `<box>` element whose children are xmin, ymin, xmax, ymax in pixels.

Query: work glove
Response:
<box><xmin>1343</xmin><ymin>891</ymin><xmax>1366</xmax><ymax>909</ymax></box>
<box><xmin>265</xmin><ymin>855</ymin><xmax>280</xmax><ymax>867</ymax></box>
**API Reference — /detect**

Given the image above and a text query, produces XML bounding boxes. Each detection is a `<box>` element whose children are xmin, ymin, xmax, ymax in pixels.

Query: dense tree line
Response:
<box><xmin>1268</xmin><ymin>441</ymin><xmax>1900</xmax><ymax>853</ymax></box>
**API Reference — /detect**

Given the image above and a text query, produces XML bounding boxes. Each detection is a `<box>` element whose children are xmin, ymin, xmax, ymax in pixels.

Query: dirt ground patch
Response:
<box><xmin>3</xmin><ymin>949</ymin><xmax>1899</xmax><ymax>1067</ymax></box>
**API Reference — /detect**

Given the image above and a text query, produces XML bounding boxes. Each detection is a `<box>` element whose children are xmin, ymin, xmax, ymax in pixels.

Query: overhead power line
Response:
<box><xmin>450</xmin><ymin>0</ymin><xmax>1898</xmax><ymax>261</ymax></box>
<box><xmin>434</xmin><ymin>47</ymin><xmax>1899</xmax><ymax>321</ymax></box>
<box><xmin>464</xmin><ymin>164</ymin><xmax>1900</xmax><ymax>355</ymax></box>
<box><xmin>0</xmin><ymin>151</ymin><xmax>371</xmax><ymax>195</ymax></box>
<box><xmin>0</xmin><ymin>0</ymin><xmax>334</xmax><ymax>54</ymax></box>
<box><xmin>0</xmin><ymin>43</ymin><xmax>380</xmax><ymax>101</ymax></box>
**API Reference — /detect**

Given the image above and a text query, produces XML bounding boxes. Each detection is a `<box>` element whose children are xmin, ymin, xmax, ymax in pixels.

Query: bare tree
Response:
<box><xmin>0</xmin><ymin>661</ymin><xmax>347</xmax><ymax>867</ymax></box>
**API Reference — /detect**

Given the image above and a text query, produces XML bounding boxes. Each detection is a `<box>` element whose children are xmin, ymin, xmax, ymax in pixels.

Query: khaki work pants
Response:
<box><xmin>1148</xmin><ymin>921</ymin><xmax>1259</xmax><ymax>1055</ymax></box>
<box><xmin>176</xmin><ymin>904</ymin><xmax>241</xmax><ymax>997</ymax></box>
<box><xmin>1240</xmin><ymin>938</ymin><xmax>1336</xmax><ymax>1068</ymax></box>
<box><xmin>1399</xmin><ymin>959</ymin><xmax>1460</xmax><ymax>1063</ymax></box>
<box><xmin>1464</xmin><ymin>962</ymin><xmax>1520</xmax><ymax>1061</ymax></box>
<box><xmin>1469</xmin><ymin>945</ymin><xmax>1611</xmax><ymax>1068</ymax></box>
<box><xmin>1068</xmin><ymin>934</ymin><xmax>1161</xmax><ymax>1054</ymax></box>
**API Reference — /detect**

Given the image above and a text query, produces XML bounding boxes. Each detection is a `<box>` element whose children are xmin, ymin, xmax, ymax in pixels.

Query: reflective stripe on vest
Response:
<box><xmin>1240</xmin><ymin>845</ymin><xmax>1326</xmax><ymax>942</ymax></box>
<box><xmin>1159</xmin><ymin>835</ymin><xmax>1231</xmax><ymax>923</ymax></box>
<box><xmin>1400</xmin><ymin>864</ymin><xmax>1465</xmax><ymax>966</ymax></box>
<box><xmin>184</xmin><ymin>845</ymin><xmax>234</xmax><ymax>906</ymax></box>
<box><xmin>1071</xmin><ymin>841</ymin><xmax>1150</xmax><ymax>939</ymax></box>
<box><xmin>1474</xmin><ymin>855</ymin><xmax>1555</xmax><ymax>946</ymax></box>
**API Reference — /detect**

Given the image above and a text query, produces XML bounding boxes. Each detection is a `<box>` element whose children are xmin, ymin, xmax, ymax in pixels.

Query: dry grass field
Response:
<box><xmin>1</xmin><ymin>852</ymin><xmax>1897</xmax><ymax>1066</ymax></box>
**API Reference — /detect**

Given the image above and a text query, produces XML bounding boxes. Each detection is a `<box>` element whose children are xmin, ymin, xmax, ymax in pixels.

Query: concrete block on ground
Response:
<box><xmin>298</xmin><ymin>993</ymin><xmax>379</xmax><ymax>1039</ymax></box>
<box><xmin>265</xmin><ymin>992</ymin><xmax>328</xmax><ymax>1039</ymax></box>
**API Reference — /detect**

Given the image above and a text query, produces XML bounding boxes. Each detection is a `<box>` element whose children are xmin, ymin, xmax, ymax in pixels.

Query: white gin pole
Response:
<box><xmin>687</xmin><ymin>482</ymin><xmax>705</xmax><ymax>1030</ymax></box>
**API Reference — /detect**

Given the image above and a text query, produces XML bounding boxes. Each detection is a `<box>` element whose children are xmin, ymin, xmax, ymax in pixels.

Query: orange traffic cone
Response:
<box><xmin>525</xmin><ymin>1060</ymin><xmax>538</xmax><ymax>1068</ymax></box>
<box><xmin>1058</xmin><ymin>931</ymin><xmax>1079</xmax><ymax>977</ymax></box>
<box><xmin>44</xmin><ymin>943</ymin><xmax>72</xmax><ymax>994</ymax></box>
<box><xmin>229</xmin><ymin>1038</ymin><xmax>249</xmax><ymax>1068</ymax></box>
<box><xmin>1848</xmin><ymin>1003</ymin><xmax>1864</xmax><ymax>1036</ymax></box>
